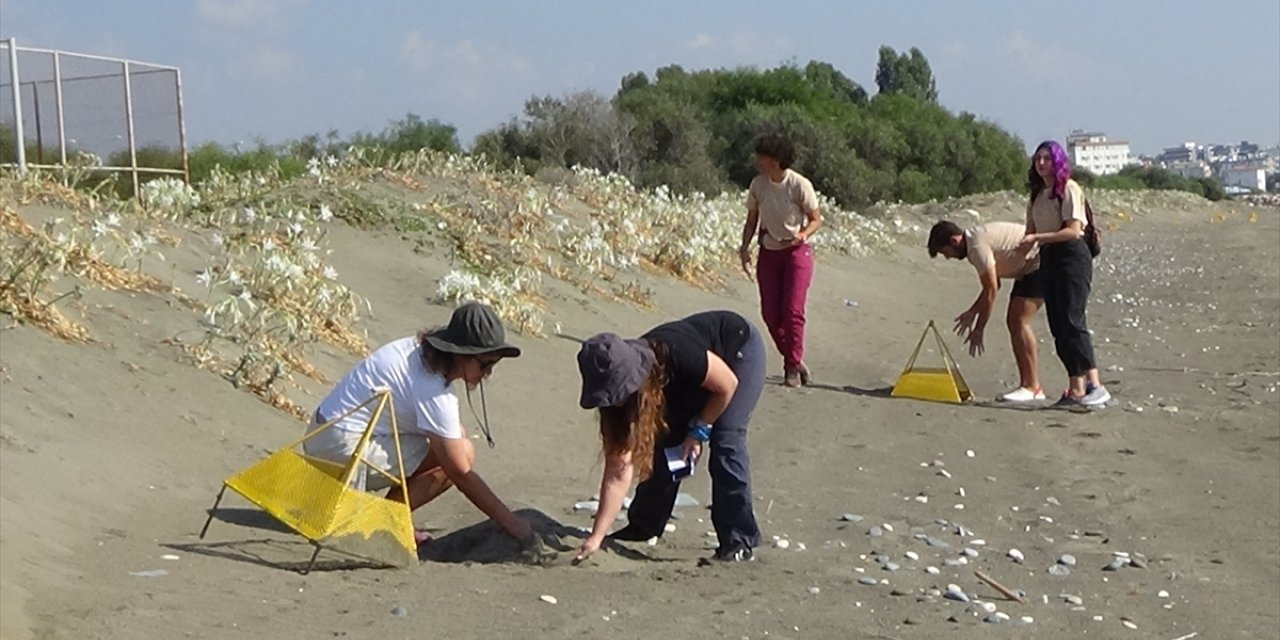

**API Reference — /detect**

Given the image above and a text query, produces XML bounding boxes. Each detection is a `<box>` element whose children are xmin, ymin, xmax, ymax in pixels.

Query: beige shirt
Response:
<box><xmin>967</xmin><ymin>221</ymin><xmax>1039</xmax><ymax>279</ymax></box>
<box><xmin>747</xmin><ymin>169</ymin><xmax>819</xmax><ymax>251</ymax></box>
<box><xmin>1028</xmin><ymin>179</ymin><xmax>1087</xmax><ymax>235</ymax></box>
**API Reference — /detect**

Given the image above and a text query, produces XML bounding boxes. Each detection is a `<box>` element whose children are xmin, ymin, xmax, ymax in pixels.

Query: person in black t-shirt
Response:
<box><xmin>574</xmin><ymin>310</ymin><xmax>766</xmax><ymax>563</ymax></box>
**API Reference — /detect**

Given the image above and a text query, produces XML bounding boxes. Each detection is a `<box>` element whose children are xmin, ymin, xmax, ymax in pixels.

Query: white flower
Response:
<box><xmin>91</xmin><ymin>221</ymin><xmax>109</xmax><ymax>238</ymax></box>
<box><xmin>262</xmin><ymin>238</ymin><xmax>278</xmax><ymax>252</ymax></box>
<box><xmin>196</xmin><ymin>268</ymin><xmax>213</xmax><ymax>288</ymax></box>
<box><xmin>318</xmin><ymin>205</ymin><xmax>333</xmax><ymax>222</ymax></box>
<box><xmin>242</xmin><ymin>207</ymin><xmax>257</xmax><ymax>223</ymax></box>
<box><xmin>237</xmin><ymin>289</ymin><xmax>254</xmax><ymax>306</ymax></box>
<box><xmin>288</xmin><ymin>222</ymin><xmax>304</xmax><ymax>237</ymax></box>
<box><xmin>104</xmin><ymin>213</ymin><xmax>121</xmax><ymax>228</ymax></box>
<box><xmin>324</xmin><ymin>155</ymin><xmax>339</xmax><ymax>168</ymax></box>
<box><xmin>307</xmin><ymin>157</ymin><xmax>322</xmax><ymax>178</ymax></box>
<box><xmin>54</xmin><ymin>233</ymin><xmax>68</xmax><ymax>245</ymax></box>
<box><xmin>323</xmin><ymin>265</ymin><xmax>339</xmax><ymax>280</ymax></box>
<box><xmin>299</xmin><ymin>238</ymin><xmax>319</xmax><ymax>253</ymax></box>
<box><xmin>226</xmin><ymin>269</ymin><xmax>243</xmax><ymax>285</ymax></box>
<box><xmin>212</xmin><ymin>232</ymin><xmax>225</xmax><ymax>247</ymax></box>
<box><xmin>129</xmin><ymin>236</ymin><xmax>146</xmax><ymax>253</ymax></box>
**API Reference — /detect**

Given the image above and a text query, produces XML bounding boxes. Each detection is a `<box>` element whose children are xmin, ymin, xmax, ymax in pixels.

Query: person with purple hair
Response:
<box><xmin>1018</xmin><ymin>141</ymin><xmax>1111</xmax><ymax>407</ymax></box>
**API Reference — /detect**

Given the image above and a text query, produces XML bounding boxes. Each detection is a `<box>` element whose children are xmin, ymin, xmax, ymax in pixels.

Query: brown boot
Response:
<box><xmin>783</xmin><ymin>369</ymin><xmax>801</xmax><ymax>388</ymax></box>
<box><xmin>797</xmin><ymin>363</ymin><xmax>812</xmax><ymax>386</ymax></box>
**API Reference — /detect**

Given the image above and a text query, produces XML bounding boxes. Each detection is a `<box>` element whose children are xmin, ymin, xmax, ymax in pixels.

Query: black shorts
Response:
<box><xmin>1010</xmin><ymin>268</ymin><xmax>1046</xmax><ymax>299</ymax></box>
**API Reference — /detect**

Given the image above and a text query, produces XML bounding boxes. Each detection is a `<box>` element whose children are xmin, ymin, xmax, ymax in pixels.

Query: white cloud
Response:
<box><xmin>1004</xmin><ymin>31</ymin><xmax>1078</xmax><ymax>76</ymax></box>
<box><xmin>399</xmin><ymin>31</ymin><xmax>533</xmax><ymax>86</ymax></box>
<box><xmin>685</xmin><ymin>33</ymin><xmax>714</xmax><ymax>50</ymax></box>
<box><xmin>680</xmin><ymin>30</ymin><xmax>792</xmax><ymax>66</ymax></box>
<box><xmin>250</xmin><ymin>45</ymin><xmax>297</xmax><ymax>76</ymax></box>
<box><xmin>196</xmin><ymin>0</ymin><xmax>305</xmax><ymax>29</ymax></box>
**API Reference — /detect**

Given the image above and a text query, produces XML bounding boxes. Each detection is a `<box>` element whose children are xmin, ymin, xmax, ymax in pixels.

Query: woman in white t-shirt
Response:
<box><xmin>303</xmin><ymin>302</ymin><xmax>535</xmax><ymax>547</ymax></box>
<box><xmin>739</xmin><ymin>135</ymin><xmax>824</xmax><ymax>388</ymax></box>
<box><xmin>1019</xmin><ymin>141</ymin><xmax>1111</xmax><ymax>407</ymax></box>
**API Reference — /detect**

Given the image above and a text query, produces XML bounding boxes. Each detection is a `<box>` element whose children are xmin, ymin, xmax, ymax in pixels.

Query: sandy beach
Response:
<box><xmin>1</xmin><ymin>178</ymin><xmax>1277</xmax><ymax>639</ymax></box>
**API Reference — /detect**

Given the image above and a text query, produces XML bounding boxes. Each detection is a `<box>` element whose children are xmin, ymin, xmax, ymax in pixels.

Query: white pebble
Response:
<box><xmin>980</xmin><ymin>602</ymin><xmax>998</xmax><ymax>613</ymax></box>
<box><xmin>966</xmin><ymin>449</ymin><xmax>975</xmax><ymax>458</ymax></box>
<box><xmin>1007</xmin><ymin>549</ymin><xmax>1025</xmax><ymax>563</ymax></box>
<box><xmin>954</xmin><ymin>504</ymin><xmax>965</xmax><ymax>510</ymax></box>
<box><xmin>664</xmin><ymin>523</ymin><xmax>677</xmax><ymax>533</ymax></box>
<box><xmin>937</xmin><ymin>469</ymin><xmax>952</xmax><ymax>478</ymax></box>
<box><xmin>796</xmin><ymin>542</ymin><xmax>807</xmax><ymax>551</ymax></box>
<box><xmin>775</xmin><ymin>539</ymin><xmax>791</xmax><ymax>549</ymax></box>
<box><xmin>957</xmin><ymin>487</ymin><xmax>967</xmax><ymax>497</ymax></box>
<box><xmin>160</xmin><ymin>554</ymin><xmax>180</xmax><ymax>561</ymax></box>
<box><xmin>970</xmin><ymin>539</ymin><xmax>986</xmax><ymax>546</ymax></box>
<box><xmin>539</xmin><ymin>595</ymin><xmax>558</xmax><ymax>604</ymax></box>
<box><xmin>925</xmin><ymin>566</ymin><xmax>940</xmax><ymax>575</ymax></box>
<box><xmin>914</xmin><ymin>496</ymin><xmax>929</xmax><ymax>504</ymax></box>
<box><xmin>905</xmin><ymin>551</ymin><xmax>920</xmax><ymax>561</ymax></box>
<box><xmin>807</xmin><ymin>586</ymin><xmax>820</xmax><ymax>595</ymax></box>
<box><xmin>883</xmin><ymin>523</ymin><xmax>895</xmax><ymax>532</ymax></box>
<box><xmin>1122</xmin><ymin>619</ymin><xmax>1138</xmax><ymax>630</ymax></box>
<box><xmin>1158</xmin><ymin>590</ymin><xmax>1170</xmax><ymax>598</ymax></box>
<box><xmin>1021</xmin><ymin>616</ymin><xmax>1035</xmax><ymax>624</ymax></box>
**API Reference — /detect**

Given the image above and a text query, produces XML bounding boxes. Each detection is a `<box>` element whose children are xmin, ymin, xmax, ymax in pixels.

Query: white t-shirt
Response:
<box><xmin>316</xmin><ymin>337</ymin><xmax>463</xmax><ymax>440</ymax></box>
<box><xmin>746</xmin><ymin>169</ymin><xmax>820</xmax><ymax>251</ymax></box>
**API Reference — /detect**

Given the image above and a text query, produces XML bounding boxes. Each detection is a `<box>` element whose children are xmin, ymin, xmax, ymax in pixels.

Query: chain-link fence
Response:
<box><xmin>1</xmin><ymin>38</ymin><xmax>188</xmax><ymax>195</ymax></box>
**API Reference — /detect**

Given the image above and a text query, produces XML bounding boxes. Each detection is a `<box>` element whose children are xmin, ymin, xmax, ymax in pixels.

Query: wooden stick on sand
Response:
<box><xmin>974</xmin><ymin>570</ymin><xmax>1027</xmax><ymax>604</ymax></box>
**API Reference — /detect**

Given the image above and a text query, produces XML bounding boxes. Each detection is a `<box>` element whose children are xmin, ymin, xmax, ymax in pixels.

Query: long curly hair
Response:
<box><xmin>1027</xmin><ymin>140</ymin><xmax>1073</xmax><ymax>202</ymax></box>
<box><xmin>597</xmin><ymin>339</ymin><xmax>669</xmax><ymax>479</ymax></box>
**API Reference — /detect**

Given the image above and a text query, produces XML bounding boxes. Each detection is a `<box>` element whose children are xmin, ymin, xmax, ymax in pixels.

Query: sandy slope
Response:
<box><xmin>1</xmin><ymin>196</ymin><xmax>1277</xmax><ymax>640</ymax></box>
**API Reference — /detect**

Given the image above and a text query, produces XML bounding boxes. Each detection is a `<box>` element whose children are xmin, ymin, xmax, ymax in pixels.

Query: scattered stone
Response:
<box><xmin>890</xmin><ymin>588</ymin><xmax>910</xmax><ymax>597</ymax></box>
<box><xmin>931</xmin><ymin>459</ymin><xmax>946</xmax><ymax>467</ymax></box>
<box><xmin>539</xmin><ymin>595</ymin><xmax>558</xmax><ymax>605</ymax></box>
<box><xmin>1121</xmin><ymin>619</ymin><xmax>1139</xmax><ymax>630</ymax></box>
<box><xmin>1130</xmin><ymin>554</ymin><xmax>1148</xmax><ymax>569</ymax></box>
<box><xmin>1103</xmin><ymin>558</ymin><xmax>1128</xmax><ymax>571</ymax></box>
<box><xmin>966</xmin><ymin>449</ymin><xmax>975</xmax><ymax>458</ymax></box>
<box><xmin>872</xmin><ymin>554</ymin><xmax>890</xmax><ymax>564</ymax></box>
<box><xmin>868</xmin><ymin>526</ymin><xmax>884</xmax><ymax>537</ymax></box>
<box><xmin>1065</xmin><ymin>595</ymin><xmax>1084</xmax><ymax>606</ymax></box>
<box><xmin>883</xmin><ymin>523</ymin><xmax>895</xmax><ymax>532</ymax></box>
<box><xmin>1020</xmin><ymin>616</ymin><xmax>1035</xmax><ymax>624</ymax></box>
<box><xmin>160</xmin><ymin>554</ymin><xmax>180</xmax><ymax>561</ymax></box>
<box><xmin>938</xmin><ymin>469</ymin><xmax>953</xmax><ymax>479</ymax></box>
<box><xmin>573</xmin><ymin>500</ymin><xmax>600</xmax><ymax>512</ymax></box>
<box><xmin>1007</xmin><ymin>549</ymin><xmax>1025</xmax><ymax>563</ymax></box>
<box><xmin>1058</xmin><ymin>554</ymin><xmax>1077</xmax><ymax>567</ymax></box>
<box><xmin>391</xmin><ymin>606</ymin><xmax>408</xmax><ymax>618</ymax></box>
<box><xmin>983</xmin><ymin>613</ymin><xmax>1005</xmax><ymax>624</ymax></box>
<box><xmin>1048</xmin><ymin>564</ymin><xmax>1071</xmax><ymax>577</ymax></box>
<box><xmin>807</xmin><ymin>586</ymin><xmax>821</xmax><ymax>595</ymax></box>
<box><xmin>858</xmin><ymin>577</ymin><xmax>879</xmax><ymax>586</ymax></box>
<box><xmin>944</xmin><ymin>584</ymin><xmax>970</xmax><ymax>603</ymax></box>
<box><xmin>913</xmin><ymin>496</ymin><xmax>929</xmax><ymax>504</ymax></box>
<box><xmin>903</xmin><ymin>617</ymin><xmax>922</xmax><ymax>625</ymax></box>
<box><xmin>954</xmin><ymin>504</ymin><xmax>965</xmax><ymax>510</ymax></box>
<box><xmin>905</xmin><ymin>551</ymin><xmax>920</xmax><ymax>561</ymax></box>
<box><xmin>775</xmin><ymin>539</ymin><xmax>791</xmax><ymax>550</ymax></box>
<box><xmin>943</xmin><ymin>558</ymin><xmax>965</xmax><ymax>567</ymax></box>
<box><xmin>961</xmin><ymin>548</ymin><xmax>979</xmax><ymax>558</ymax></box>
<box><xmin>796</xmin><ymin>542</ymin><xmax>807</xmax><ymax>551</ymax></box>
<box><xmin>957</xmin><ymin>487</ymin><xmax>967</xmax><ymax>498</ymax></box>
<box><xmin>969</xmin><ymin>539</ymin><xmax>986</xmax><ymax>546</ymax></box>
<box><xmin>1046</xmin><ymin>497</ymin><xmax>1062</xmax><ymax>506</ymax></box>
<box><xmin>840</xmin><ymin>513</ymin><xmax>864</xmax><ymax>522</ymax></box>
<box><xmin>128</xmin><ymin>570</ymin><xmax>167</xmax><ymax>578</ymax></box>
<box><xmin>884</xmin><ymin>562</ymin><xmax>901</xmax><ymax>572</ymax></box>
<box><xmin>664</xmin><ymin>523</ymin><xmax>677</xmax><ymax>534</ymax></box>
<box><xmin>979</xmin><ymin>602</ymin><xmax>998</xmax><ymax>613</ymax></box>
<box><xmin>925</xmin><ymin>566</ymin><xmax>941</xmax><ymax>575</ymax></box>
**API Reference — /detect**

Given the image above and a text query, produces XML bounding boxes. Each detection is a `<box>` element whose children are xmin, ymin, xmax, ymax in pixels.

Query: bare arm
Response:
<box><xmin>698</xmin><ymin>351</ymin><xmax>739</xmax><ymax>425</ymax></box>
<box><xmin>970</xmin><ymin>266</ymin><xmax>1000</xmax><ymax>334</ymax></box>
<box><xmin>796</xmin><ymin>206</ymin><xmax>823</xmax><ymax>242</ymax></box>
<box><xmin>740</xmin><ymin>206</ymin><xmax>761</xmax><ymax>251</ymax></box>
<box><xmin>430</xmin><ymin>434</ymin><xmax>529</xmax><ymax>542</ymax></box>
<box><xmin>1029</xmin><ymin>219</ymin><xmax>1084</xmax><ymax>245</ymax></box>
<box><xmin>585</xmin><ymin>453</ymin><xmax>633</xmax><ymax>546</ymax></box>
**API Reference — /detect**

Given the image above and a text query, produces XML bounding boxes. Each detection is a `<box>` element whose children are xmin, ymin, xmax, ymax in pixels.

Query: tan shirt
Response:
<box><xmin>967</xmin><ymin>221</ymin><xmax>1039</xmax><ymax>279</ymax></box>
<box><xmin>1028</xmin><ymin>179</ymin><xmax>1087</xmax><ymax>235</ymax></box>
<box><xmin>747</xmin><ymin>169</ymin><xmax>819</xmax><ymax>251</ymax></box>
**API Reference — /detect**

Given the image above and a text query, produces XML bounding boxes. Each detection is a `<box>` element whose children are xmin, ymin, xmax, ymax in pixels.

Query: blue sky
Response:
<box><xmin>5</xmin><ymin>0</ymin><xmax>1279</xmax><ymax>156</ymax></box>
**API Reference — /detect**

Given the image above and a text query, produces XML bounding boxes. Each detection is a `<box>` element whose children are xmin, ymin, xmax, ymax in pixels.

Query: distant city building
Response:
<box><xmin>1220</xmin><ymin>163</ymin><xmax>1266</xmax><ymax>191</ymax></box>
<box><xmin>1066</xmin><ymin>130</ymin><xmax>1133</xmax><ymax>175</ymax></box>
<box><xmin>1166</xmin><ymin>161</ymin><xmax>1212</xmax><ymax>180</ymax></box>
<box><xmin>1159</xmin><ymin>143</ymin><xmax>1198</xmax><ymax>165</ymax></box>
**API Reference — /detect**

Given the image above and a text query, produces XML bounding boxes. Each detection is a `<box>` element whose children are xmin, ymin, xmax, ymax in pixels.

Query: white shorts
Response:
<box><xmin>301</xmin><ymin>420</ymin><xmax>430</xmax><ymax>492</ymax></box>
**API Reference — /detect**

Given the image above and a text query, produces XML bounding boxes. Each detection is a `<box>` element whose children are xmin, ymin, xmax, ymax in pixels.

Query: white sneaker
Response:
<box><xmin>999</xmin><ymin>387</ymin><xmax>1046</xmax><ymax>402</ymax></box>
<box><xmin>1081</xmin><ymin>384</ymin><xmax>1112</xmax><ymax>407</ymax></box>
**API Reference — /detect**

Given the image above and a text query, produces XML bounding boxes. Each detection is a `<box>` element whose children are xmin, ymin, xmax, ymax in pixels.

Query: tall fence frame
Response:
<box><xmin>0</xmin><ymin>38</ymin><xmax>189</xmax><ymax>195</ymax></box>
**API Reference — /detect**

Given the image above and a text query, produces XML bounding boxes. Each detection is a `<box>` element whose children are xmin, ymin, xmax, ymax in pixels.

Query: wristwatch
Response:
<box><xmin>689</xmin><ymin>420</ymin><xmax>713</xmax><ymax>442</ymax></box>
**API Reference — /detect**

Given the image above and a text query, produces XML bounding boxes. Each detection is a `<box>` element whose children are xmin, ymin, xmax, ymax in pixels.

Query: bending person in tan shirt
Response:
<box><xmin>928</xmin><ymin>219</ymin><xmax>1047</xmax><ymax>402</ymax></box>
<box><xmin>739</xmin><ymin>135</ymin><xmax>823</xmax><ymax>388</ymax></box>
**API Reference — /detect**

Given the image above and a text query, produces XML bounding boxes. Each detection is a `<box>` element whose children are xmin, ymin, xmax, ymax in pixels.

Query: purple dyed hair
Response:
<box><xmin>1028</xmin><ymin>140</ymin><xmax>1072</xmax><ymax>201</ymax></box>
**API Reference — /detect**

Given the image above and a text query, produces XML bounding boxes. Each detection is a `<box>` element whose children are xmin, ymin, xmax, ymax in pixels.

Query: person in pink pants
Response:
<box><xmin>738</xmin><ymin>135</ymin><xmax>824</xmax><ymax>387</ymax></box>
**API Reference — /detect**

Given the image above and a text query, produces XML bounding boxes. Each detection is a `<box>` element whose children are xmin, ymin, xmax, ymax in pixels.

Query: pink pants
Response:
<box><xmin>756</xmin><ymin>243</ymin><xmax>815</xmax><ymax>370</ymax></box>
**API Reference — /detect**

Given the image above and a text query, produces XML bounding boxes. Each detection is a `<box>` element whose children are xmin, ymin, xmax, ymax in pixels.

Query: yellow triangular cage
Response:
<box><xmin>199</xmin><ymin>388</ymin><xmax>417</xmax><ymax>572</ymax></box>
<box><xmin>891</xmin><ymin>320</ymin><xmax>973</xmax><ymax>404</ymax></box>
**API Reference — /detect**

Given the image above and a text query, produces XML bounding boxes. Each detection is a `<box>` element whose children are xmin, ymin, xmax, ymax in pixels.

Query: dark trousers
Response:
<box><xmin>623</xmin><ymin>325</ymin><xmax>765</xmax><ymax>552</ymax></box>
<box><xmin>1042</xmin><ymin>239</ymin><xmax>1097</xmax><ymax>377</ymax></box>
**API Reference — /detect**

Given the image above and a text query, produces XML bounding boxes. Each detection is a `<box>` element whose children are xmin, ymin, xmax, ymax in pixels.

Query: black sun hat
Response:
<box><xmin>425</xmin><ymin>302</ymin><xmax>521</xmax><ymax>358</ymax></box>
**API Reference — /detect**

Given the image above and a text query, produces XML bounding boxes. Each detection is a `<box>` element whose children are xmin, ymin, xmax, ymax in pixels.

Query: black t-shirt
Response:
<box><xmin>642</xmin><ymin>310</ymin><xmax>751</xmax><ymax>429</ymax></box>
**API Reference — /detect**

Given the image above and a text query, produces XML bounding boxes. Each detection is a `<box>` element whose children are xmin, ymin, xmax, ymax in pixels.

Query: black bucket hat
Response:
<box><xmin>425</xmin><ymin>302</ymin><xmax>521</xmax><ymax>358</ymax></box>
<box><xmin>577</xmin><ymin>333</ymin><xmax>655</xmax><ymax>409</ymax></box>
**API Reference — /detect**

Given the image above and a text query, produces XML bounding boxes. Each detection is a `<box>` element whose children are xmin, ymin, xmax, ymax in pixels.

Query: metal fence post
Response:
<box><xmin>122</xmin><ymin>59</ymin><xmax>139</xmax><ymax>195</ymax></box>
<box><xmin>53</xmin><ymin>51</ymin><xmax>66</xmax><ymax>165</ymax></box>
<box><xmin>5</xmin><ymin>38</ymin><xmax>26</xmax><ymax>174</ymax></box>
<box><xmin>175</xmin><ymin>68</ymin><xmax>189</xmax><ymax>183</ymax></box>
